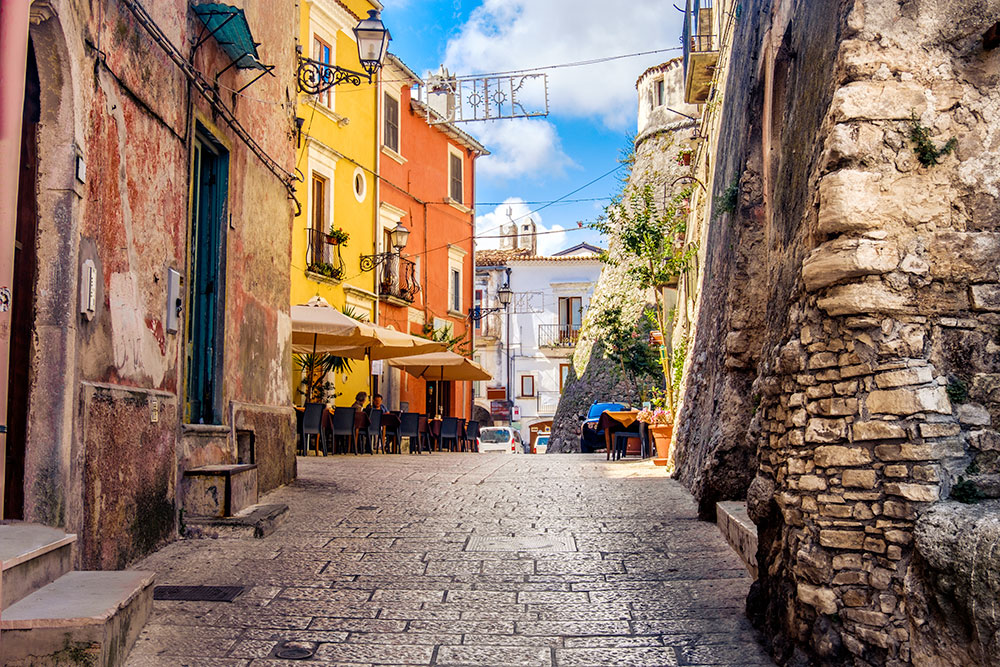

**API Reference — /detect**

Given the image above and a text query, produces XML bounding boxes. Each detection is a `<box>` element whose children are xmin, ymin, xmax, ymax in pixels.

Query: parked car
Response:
<box><xmin>535</xmin><ymin>434</ymin><xmax>549</xmax><ymax>454</ymax></box>
<box><xmin>478</xmin><ymin>426</ymin><xmax>523</xmax><ymax>453</ymax></box>
<box><xmin>579</xmin><ymin>402</ymin><xmax>626</xmax><ymax>452</ymax></box>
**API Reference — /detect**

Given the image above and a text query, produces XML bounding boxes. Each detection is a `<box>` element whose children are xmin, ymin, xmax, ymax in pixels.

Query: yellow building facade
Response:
<box><xmin>292</xmin><ymin>0</ymin><xmax>382</xmax><ymax>405</ymax></box>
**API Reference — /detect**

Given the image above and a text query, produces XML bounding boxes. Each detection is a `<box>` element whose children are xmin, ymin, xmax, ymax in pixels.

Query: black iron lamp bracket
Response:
<box><xmin>297</xmin><ymin>56</ymin><xmax>371</xmax><ymax>94</ymax></box>
<box><xmin>359</xmin><ymin>252</ymin><xmax>395</xmax><ymax>272</ymax></box>
<box><xmin>468</xmin><ymin>305</ymin><xmax>504</xmax><ymax>322</ymax></box>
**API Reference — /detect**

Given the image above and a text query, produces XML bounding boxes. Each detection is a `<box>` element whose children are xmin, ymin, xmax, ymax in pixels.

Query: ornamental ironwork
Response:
<box><xmin>297</xmin><ymin>56</ymin><xmax>368</xmax><ymax>95</ymax></box>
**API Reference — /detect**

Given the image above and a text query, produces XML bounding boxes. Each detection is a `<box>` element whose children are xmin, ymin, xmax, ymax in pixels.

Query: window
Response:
<box><xmin>560</xmin><ymin>364</ymin><xmax>571</xmax><ymax>392</ymax></box>
<box><xmin>558</xmin><ymin>296</ymin><xmax>583</xmax><ymax>330</ymax></box>
<box><xmin>312</xmin><ymin>36</ymin><xmax>333</xmax><ymax>108</ymax></box>
<box><xmin>520</xmin><ymin>375</ymin><xmax>535</xmax><ymax>397</ymax></box>
<box><xmin>655</xmin><ymin>79</ymin><xmax>665</xmax><ymax>106</ymax></box>
<box><xmin>384</xmin><ymin>92</ymin><xmax>399</xmax><ymax>152</ymax></box>
<box><xmin>449</xmin><ymin>152</ymin><xmax>463</xmax><ymax>202</ymax></box>
<box><xmin>450</xmin><ymin>268</ymin><xmax>461</xmax><ymax>312</ymax></box>
<box><xmin>352</xmin><ymin>166</ymin><xmax>367</xmax><ymax>202</ymax></box>
<box><xmin>310</xmin><ymin>174</ymin><xmax>328</xmax><ymax>264</ymax></box>
<box><xmin>474</xmin><ymin>289</ymin><xmax>483</xmax><ymax>332</ymax></box>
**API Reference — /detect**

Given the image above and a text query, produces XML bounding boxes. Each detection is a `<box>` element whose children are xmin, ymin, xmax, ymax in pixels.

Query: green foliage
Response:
<box><xmin>715</xmin><ymin>179</ymin><xmax>740</xmax><ymax>217</ymax></box>
<box><xmin>327</xmin><ymin>226</ymin><xmax>350</xmax><ymax>245</ymax></box>
<box><xmin>294</xmin><ymin>352</ymin><xmax>352</xmax><ymax>404</ymax></box>
<box><xmin>308</xmin><ymin>261</ymin><xmax>344</xmax><ymax>280</ymax></box>
<box><xmin>671</xmin><ymin>334</ymin><xmax>689</xmax><ymax>406</ymax></box>
<box><xmin>951</xmin><ymin>476</ymin><xmax>984</xmax><ymax>504</ymax></box>
<box><xmin>422</xmin><ymin>321</ymin><xmax>470</xmax><ymax>355</ymax></box>
<box><xmin>592</xmin><ymin>184</ymin><xmax>697</xmax><ymax>288</ymax></box>
<box><xmin>946</xmin><ymin>377</ymin><xmax>969</xmax><ymax>404</ymax></box>
<box><xmin>592</xmin><ymin>305</ymin><xmax>662</xmax><ymax>382</ymax></box>
<box><xmin>909</xmin><ymin>113</ymin><xmax>957</xmax><ymax>167</ymax></box>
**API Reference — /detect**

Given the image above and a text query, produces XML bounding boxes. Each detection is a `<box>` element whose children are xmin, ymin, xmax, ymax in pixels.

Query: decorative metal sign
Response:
<box><xmin>418</xmin><ymin>70</ymin><xmax>549</xmax><ymax>124</ymax></box>
<box><xmin>296</xmin><ymin>57</ymin><xmax>368</xmax><ymax>95</ymax></box>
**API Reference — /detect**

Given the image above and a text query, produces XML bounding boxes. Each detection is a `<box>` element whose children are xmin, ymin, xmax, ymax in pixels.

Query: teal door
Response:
<box><xmin>187</xmin><ymin>132</ymin><xmax>228</xmax><ymax>424</ymax></box>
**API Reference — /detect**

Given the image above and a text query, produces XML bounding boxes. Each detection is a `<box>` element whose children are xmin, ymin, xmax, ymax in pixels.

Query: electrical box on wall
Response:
<box><xmin>80</xmin><ymin>259</ymin><xmax>97</xmax><ymax>321</ymax></box>
<box><xmin>166</xmin><ymin>268</ymin><xmax>182</xmax><ymax>333</ymax></box>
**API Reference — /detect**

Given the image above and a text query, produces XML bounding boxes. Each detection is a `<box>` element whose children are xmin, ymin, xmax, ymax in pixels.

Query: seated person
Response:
<box><xmin>351</xmin><ymin>391</ymin><xmax>367</xmax><ymax>410</ymax></box>
<box><xmin>364</xmin><ymin>393</ymin><xmax>389</xmax><ymax>416</ymax></box>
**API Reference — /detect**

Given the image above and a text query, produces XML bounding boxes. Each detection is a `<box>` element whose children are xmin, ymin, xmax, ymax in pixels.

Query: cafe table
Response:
<box><xmin>599</xmin><ymin>410</ymin><xmax>641</xmax><ymax>460</ymax></box>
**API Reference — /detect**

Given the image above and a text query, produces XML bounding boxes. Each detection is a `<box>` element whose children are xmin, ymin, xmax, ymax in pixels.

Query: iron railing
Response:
<box><xmin>306</xmin><ymin>228</ymin><xmax>346</xmax><ymax>281</ymax></box>
<box><xmin>379</xmin><ymin>255</ymin><xmax>420</xmax><ymax>303</ymax></box>
<box><xmin>537</xmin><ymin>390</ymin><xmax>561</xmax><ymax>413</ymax></box>
<box><xmin>538</xmin><ymin>324</ymin><xmax>581</xmax><ymax>348</ymax></box>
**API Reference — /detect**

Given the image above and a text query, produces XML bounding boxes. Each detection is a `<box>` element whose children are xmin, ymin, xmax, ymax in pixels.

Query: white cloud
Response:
<box><xmin>475</xmin><ymin>198</ymin><xmax>569</xmax><ymax>255</ymax></box>
<box><xmin>444</xmin><ymin>0</ymin><xmax>683</xmax><ymax>129</ymax></box>
<box><xmin>470</xmin><ymin>119</ymin><xmax>574</xmax><ymax>180</ymax></box>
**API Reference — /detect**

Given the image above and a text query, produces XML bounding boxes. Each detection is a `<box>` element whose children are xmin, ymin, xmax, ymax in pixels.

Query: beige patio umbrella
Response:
<box><xmin>389</xmin><ymin>351</ymin><xmax>491</xmax><ymax>416</ymax></box>
<box><xmin>388</xmin><ymin>351</ymin><xmax>492</xmax><ymax>381</ymax></box>
<box><xmin>324</xmin><ymin>324</ymin><xmax>447</xmax><ymax>360</ymax></box>
<box><xmin>290</xmin><ymin>296</ymin><xmax>377</xmax><ymax>354</ymax></box>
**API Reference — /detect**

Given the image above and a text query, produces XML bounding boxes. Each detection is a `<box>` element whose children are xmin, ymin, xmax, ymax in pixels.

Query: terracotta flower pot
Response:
<box><xmin>650</xmin><ymin>424</ymin><xmax>673</xmax><ymax>466</ymax></box>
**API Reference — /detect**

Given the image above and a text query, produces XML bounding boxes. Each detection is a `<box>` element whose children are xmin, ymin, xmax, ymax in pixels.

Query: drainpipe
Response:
<box><xmin>0</xmin><ymin>0</ymin><xmax>32</xmax><ymax>518</ymax></box>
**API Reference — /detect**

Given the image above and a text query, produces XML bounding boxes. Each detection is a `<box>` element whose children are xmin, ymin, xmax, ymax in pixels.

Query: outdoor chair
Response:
<box><xmin>613</xmin><ymin>425</ymin><xmax>641</xmax><ymax>461</ymax></box>
<box><xmin>332</xmin><ymin>407</ymin><xmax>357</xmax><ymax>455</ymax></box>
<box><xmin>301</xmin><ymin>402</ymin><xmax>328</xmax><ymax>456</ymax></box>
<box><xmin>383</xmin><ymin>413</ymin><xmax>401</xmax><ymax>454</ymax></box>
<box><xmin>362</xmin><ymin>409</ymin><xmax>383</xmax><ymax>454</ymax></box>
<box><xmin>399</xmin><ymin>412</ymin><xmax>427</xmax><ymax>454</ymax></box>
<box><xmin>465</xmin><ymin>420</ymin><xmax>480</xmax><ymax>452</ymax></box>
<box><xmin>439</xmin><ymin>417</ymin><xmax>460</xmax><ymax>451</ymax></box>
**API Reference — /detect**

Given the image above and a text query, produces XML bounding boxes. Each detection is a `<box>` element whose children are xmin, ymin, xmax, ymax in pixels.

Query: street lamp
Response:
<box><xmin>360</xmin><ymin>221</ymin><xmax>409</xmax><ymax>272</ymax></box>
<box><xmin>297</xmin><ymin>10</ymin><xmax>390</xmax><ymax>94</ymax></box>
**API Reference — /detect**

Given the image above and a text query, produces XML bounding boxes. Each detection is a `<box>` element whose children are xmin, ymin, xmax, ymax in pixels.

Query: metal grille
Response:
<box><xmin>466</xmin><ymin>534</ymin><xmax>576</xmax><ymax>552</ymax></box>
<box><xmin>153</xmin><ymin>585</ymin><xmax>245</xmax><ymax>602</ymax></box>
<box><xmin>538</xmin><ymin>324</ymin><xmax>580</xmax><ymax>348</ymax></box>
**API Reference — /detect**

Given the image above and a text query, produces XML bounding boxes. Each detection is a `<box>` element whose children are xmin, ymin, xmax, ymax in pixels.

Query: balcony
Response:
<box><xmin>683</xmin><ymin>0</ymin><xmax>719</xmax><ymax>104</ymax></box>
<box><xmin>379</xmin><ymin>256</ymin><xmax>420</xmax><ymax>304</ymax></box>
<box><xmin>306</xmin><ymin>228</ymin><xmax>346</xmax><ymax>281</ymax></box>
<box><xmin>537</xmin><ymin>390</ymin><xmax>561</xmax><ymax>414</ymax></box>
<box><xmin>475</xmin><ymin>312</ymin><xmax>502</xmax><ymax>341</ymax></box>
<box><xmin>538</xmin><ymin>324</ymin><xmax>581</xmax><ymax>349</ymax></box>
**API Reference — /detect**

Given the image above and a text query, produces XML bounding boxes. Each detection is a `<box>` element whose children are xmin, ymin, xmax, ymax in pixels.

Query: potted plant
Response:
<box><xmin>327</xmin><ymin>227</ymin><xmax>350</xmax><ymax>245</ymax></box>
<box><xmin>676</xmin><ymin>147</ymin><xmax>694</xmax><ymax>166</ymax></box>
<box><xmin>637</xmin><ymin>406</ymin><xmax>673</xmax><ymax>466</ymax></box>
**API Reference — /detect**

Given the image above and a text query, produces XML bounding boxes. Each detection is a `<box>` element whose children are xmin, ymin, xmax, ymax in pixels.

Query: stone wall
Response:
<box><xmin>672</xmin><ymin>0</ymin><xmax>1000</xmax><ymax>663</ymax></box>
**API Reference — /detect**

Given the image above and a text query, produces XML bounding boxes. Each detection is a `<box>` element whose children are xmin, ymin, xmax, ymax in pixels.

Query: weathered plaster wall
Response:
<box><xmin>674</xmin><ymin>0</ymin><xmax>1000</xmax><ymax>663</ymax></box>
<box><xmin>21</xmin><ymin>0</ymin><xmax>296</xmax><ymax>568</ymax></box>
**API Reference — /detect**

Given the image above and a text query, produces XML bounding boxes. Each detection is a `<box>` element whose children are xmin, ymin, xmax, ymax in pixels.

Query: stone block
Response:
<box><xmin>821</xmin><ymin>504</ymin><xmax>854</xmax><ymax>518</ymax></box>
<box><xmin>820</xmin><ymin>530</ymin><xmax>865</xmax><ymax>549</ymax></box>
<box><xmin>852</xmin><ymin>421</ymin><xmax>906</xmax><ymax>441</ymax></box>
<box><xmin>957</xmin><ymin>403</ymin><xmax>991</xmax><ymax>426</ymax></box>
<box><xmin>798</xmin><ymin>475</ymin><xmax>828</xmax><ymax>491</ymax></box>
<box><xmin>928</xmin><ymin>233</ymin><xmax>1000</xmax><ymax>283</ymax></box>
<box><xmin>876</xmin><ymin>444</ymin><xmax>933</xmax><ymax>461</ymax></box>
<box><xmin>885</xmin><ymin>482</ymin><xmax>939</xmax><ymax>502</ymax></box>
<box><xmin>831</xmin><ymin>81</ymin><xmax>927</xmax><ymax>122</ymax></box>
<box><xmin>806</xmin><ymin>418</ymin><xmax>848</xmax><ymax>443</ymax></box>
<box><xmin>817</xmin><ymin>170</ymin><xmax>883</xmax><ymax>234</ymax></box>
<box><xmin>806</xmin><ymin>384</ymin><xmax>835</xmax><ymax>399</ymax></box>
<box><xmin>874</xmin><ymin>367</ymin><xmax>934</xmax><ymax>389</ymax></box>
<box><xmin>834</xmin><ymin>553</ymin><xmax>863</xmax><ymax>570</ymax></box>
<box><xmin>818</xmin><ymin>283</ymin><xmax>914</xmax><ymax>317</ymax></box>
<box><xmin>884</xmin><ymin>464</ymin><xmax>908</xmax><ymax>477</ymax></box>
<box><xmin>797</xmin><ymin>583</ymin><xmax>838</xmax><ymax>614</ymax></box>
<box><xmin>843</xmin><ymin>470</ymin><xmax>877</xmax><ymax>488</ymax></box>
<box><xmin>833</xmin><ymin>570</ymin><xmax>868</xmax><ymax>585</ymax></box>
<box><xmin>814</xmin><ymin>398</ymin><xmax>858</xmax><ymax>416</ymax></box>
<box><xmin>883</xmin><ymin>500</ymin><xmax>916</xmax><ymax>520</ymax></box>
<box><xmin>809</xmin><ymin>352</ymin><xmax>840</xmax><ymax>370</ymax></box>
<box><xmin>919</xmin><ymin>423</ymin><xmax>961</xmax><ymax>438</ymax></box>
<box><xmin>842</xmin><ymin>590</ymin><xmax>869</xmax><ymax>607</ymax></box>
<box><xmin>844</xmin><ymin>608</ymin><xmax>889</xmax><ymax>627</ymax></box>
<box><xmin>867</xmin><ymin>386</ymin><xmax>951</xmax><ymax>415</ymax></box>
<box><xmin>864</xmin><ymin>537</ymin><xmax>887</xmax><ymax>554</ymax></box>
<box><xmin>815</xmin><ymin>446</ymin><xmax>873</xmax><ymax>467</ymax></box>
<box><xmin>802</xmin><ymin>238</ymin><xmax>900</xmax><ymax>292</ymax></box>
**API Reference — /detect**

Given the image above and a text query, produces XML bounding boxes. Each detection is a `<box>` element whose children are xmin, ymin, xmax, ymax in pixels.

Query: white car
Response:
<box><xmin>478</xmin><ymin>426</ymin><xmax>523</xmax><ymax>453</ymax></box>
<box><xmin>535</xmin><ymin>435</ymin><xmax>549</xmax><ymax>454</ymax></box>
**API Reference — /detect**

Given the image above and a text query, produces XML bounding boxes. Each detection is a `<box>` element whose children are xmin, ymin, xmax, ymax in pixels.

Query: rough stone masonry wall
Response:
<box><xmin>673</xmin><ymin>0</ymin><xmax>1000</xmax><ymax>664</ymax></box>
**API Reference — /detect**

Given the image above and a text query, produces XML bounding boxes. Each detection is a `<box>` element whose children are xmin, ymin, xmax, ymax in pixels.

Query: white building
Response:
<box><xmin>473</xmin><ymin>230</ymin><xmax>602</xmax><ymax>447</ymax></box>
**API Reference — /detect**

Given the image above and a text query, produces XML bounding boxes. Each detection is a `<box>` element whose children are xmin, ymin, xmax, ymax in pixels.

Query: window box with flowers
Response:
<box><xmin>676</xmin><ymin>147</ymin><xmax>694</xmax><ymax>166</ymax></box>
<box><xmin>327</xmin><ymin>227</ymin><xmax>350</xmax><ymax>245</ymax></box>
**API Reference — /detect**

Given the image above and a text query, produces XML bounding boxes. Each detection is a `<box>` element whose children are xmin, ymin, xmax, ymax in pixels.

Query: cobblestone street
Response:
<box><xmin>127</xmin><ymin>454</ymin><xmax>773</xmax><ymax>666</ymax></box>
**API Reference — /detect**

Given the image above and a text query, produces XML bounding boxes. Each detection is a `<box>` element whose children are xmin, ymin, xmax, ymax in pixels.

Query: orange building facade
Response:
<box><xmin>375</xmin><ymin>56</ymin><xmax>487</xmax><ymax>418</ymax></box>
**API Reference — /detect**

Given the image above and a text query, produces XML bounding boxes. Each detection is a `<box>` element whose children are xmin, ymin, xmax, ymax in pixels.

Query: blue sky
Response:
<box><xmin>380</xmin><ymin>0</ymin><xmax>685</xmax><ymax>254</ymax></box>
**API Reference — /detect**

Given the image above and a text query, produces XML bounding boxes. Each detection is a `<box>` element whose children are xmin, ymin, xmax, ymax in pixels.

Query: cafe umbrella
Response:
<box><xmin>388</xmin><ymin>351</ymin><xmax>491</xmax><ymax>415</ymax></box>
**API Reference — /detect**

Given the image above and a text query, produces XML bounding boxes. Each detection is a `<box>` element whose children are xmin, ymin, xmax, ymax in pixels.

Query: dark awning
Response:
<box><xmin>192</xmin><ymin>3</ymin><xmax>266</xmax><ymax>70</ymax></box>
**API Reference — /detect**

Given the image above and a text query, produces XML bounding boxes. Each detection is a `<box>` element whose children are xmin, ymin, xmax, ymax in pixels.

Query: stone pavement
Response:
<box><xmin>126</xmin><ymin>454</ymin><xmax>774</xmax><ymax>666</ymax></box>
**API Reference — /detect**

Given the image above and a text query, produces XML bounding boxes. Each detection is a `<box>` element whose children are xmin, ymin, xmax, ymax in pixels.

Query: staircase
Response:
<box><xmin>0</xmin><ymin>523</ymin><xmax>153</xmax><ymax>666</ymax></box>
<box><xmin>179</xmin><ymin>425</ymin><xmax>287</xmax><ymax>539</ymax></box>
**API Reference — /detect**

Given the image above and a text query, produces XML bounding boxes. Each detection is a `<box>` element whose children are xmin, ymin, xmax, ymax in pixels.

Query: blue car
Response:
<box><xmin>579</xmin><ymin>402</ymin><xmax>626</xmax><ymax>452</ymax></box>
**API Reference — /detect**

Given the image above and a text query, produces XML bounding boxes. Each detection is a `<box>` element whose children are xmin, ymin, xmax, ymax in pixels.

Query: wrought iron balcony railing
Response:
<box><xmin>378</xmin><ymin>255</ymin><xmax>420</xmax><ymax>303</ymax></box>
<box><xmin>538</xmin><ymin>324</ymin><xmax>581</xmax><ymax>348</ymax></box>
<box><xmin>306</xmin><ymin>228</ymin><xmax>346</xmax><ymax>281</ymax></box>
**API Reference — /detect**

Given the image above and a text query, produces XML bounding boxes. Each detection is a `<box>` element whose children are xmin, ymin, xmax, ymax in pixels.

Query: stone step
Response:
<box><xmin>182</xmin><ymin>463</ymin><xmax>258</xmax><ymax>518</ymax></box>
<box><xmin>716</xmin><ymin>501</ymin><xmax>759</xmax><ymax>578</ymax></box>
<box><xmin>184</xmin><ymin>502</ymin><xmax>289</xmax><ymax>539</ymax></box>
<box><xmin>1</xmin><ymin>570</ymin><xmax>154</xmax><ymax>666</ymax></box>
<box><xmin>0</xmin><ymin>523</ymin><xmax>76</xmax><ymax>610</ymax></box>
